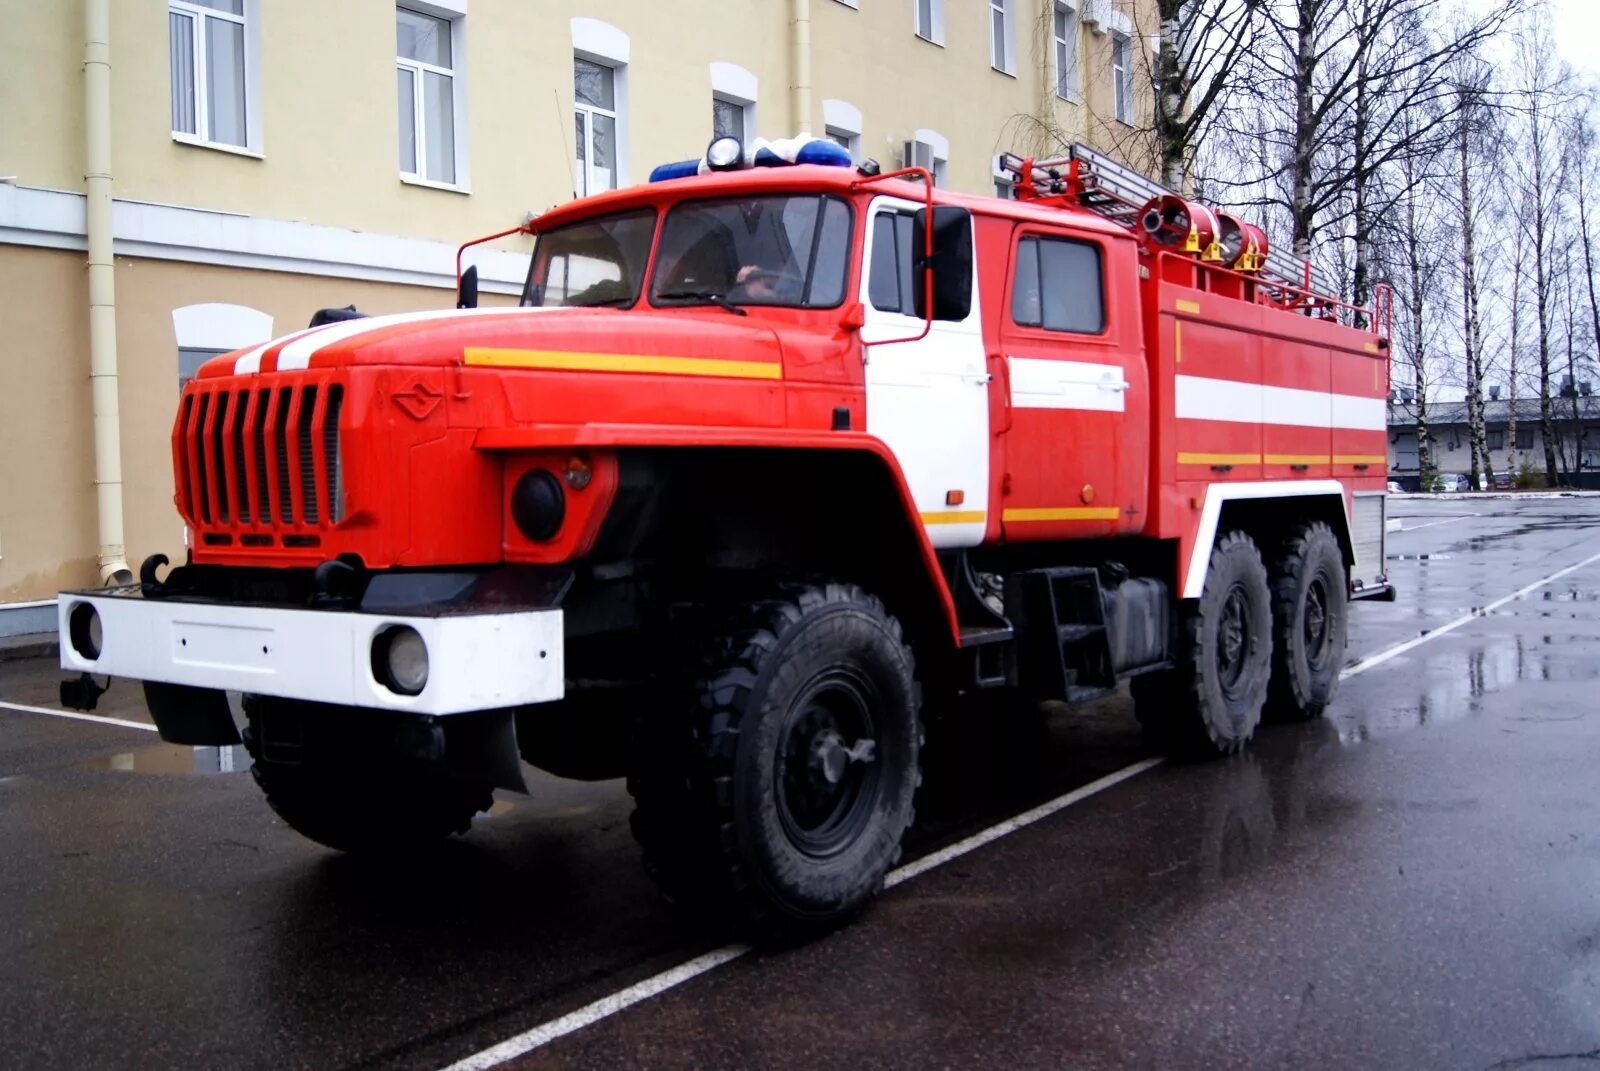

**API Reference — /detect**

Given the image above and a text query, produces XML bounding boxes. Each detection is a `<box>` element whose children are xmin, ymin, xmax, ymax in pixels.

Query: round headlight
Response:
<box><xmin>375</xmin><ymin>625</ymin><xmax>429</xmax><ymax>695</ymax></box>
<box><xmin>69</xmin><ymin>602</ymin><xmax>102</xmax><ymax>660</ymax></box>
<box><xmin>511</xmin><ymin>469</ymin><xmax>565</xmax><ymax>542</ymax></box>
<box><xmin>706</xmin><ymin>135</ymin><xmax>743</xmax><ymax>171</ymax></box>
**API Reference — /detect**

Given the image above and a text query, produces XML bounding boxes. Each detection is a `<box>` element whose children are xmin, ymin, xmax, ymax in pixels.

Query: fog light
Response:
<box><xmin>68</xmin><ymin>602</ymin><xmax>102</xmax><ymax>660</ymax></box>
<box><xmin>706</xmin><ymin>135</ymin><xmax>743</xmax><ymax>170</ymax></box>
<box><xmin>512</xmin><ymin>469</ymin><xmax>565</xmax><ymax>541</ymax></box>
<box><xmin>374</xmin><ymin>625</ymin><xmax>429</xmax><ymax>695</ymax></box>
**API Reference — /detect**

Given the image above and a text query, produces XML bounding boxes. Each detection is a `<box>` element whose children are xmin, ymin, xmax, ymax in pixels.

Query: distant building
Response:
<box><xmin>1387</xmin><ymin>391</ymin><xmax>1600</xmax><ymax>489</ymax></box>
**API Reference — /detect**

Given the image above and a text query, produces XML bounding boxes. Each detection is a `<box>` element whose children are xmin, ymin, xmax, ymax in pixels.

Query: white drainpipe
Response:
<box><xmin>84</xmin><ymin>0</ymin><xmax>131</xmax><ymax>585</ymax></box>
<box><xmin>790</xmin><ymin>0</ymin><xmax>812</xmax><ymax>135</ymax></box>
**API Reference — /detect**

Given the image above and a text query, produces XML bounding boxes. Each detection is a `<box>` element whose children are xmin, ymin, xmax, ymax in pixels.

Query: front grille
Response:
<box><xmin>176</xmin><ymin>380</ymin><xmax>345</xmax><ymax>535</ymax></box>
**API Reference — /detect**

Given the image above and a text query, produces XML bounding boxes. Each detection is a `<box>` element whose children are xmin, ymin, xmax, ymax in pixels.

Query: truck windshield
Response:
<box><xmin>521</xmin><ymin>209</ymin><xmax>655</xmax><ymax>308</ymax></box>
<box><xmin>650</xmin><ymin>195</ymin><xmax>852</xmax><ymax>309</ymax></box>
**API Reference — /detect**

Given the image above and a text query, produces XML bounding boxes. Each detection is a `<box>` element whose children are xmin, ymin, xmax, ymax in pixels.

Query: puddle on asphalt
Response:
<box><xmin>1334</xmin><ymin>630</ymin><xmax>1600</xmax><ymax>743</ymax></box>
<box><xmin>81</xmin><ymin>746</ymin><xmax>528</xmax><ymax>819</ymax></box>
<box><xmin>84</xmin><ymin>743</ymin><xmax>250</xmax><ymax>774</ymax></box>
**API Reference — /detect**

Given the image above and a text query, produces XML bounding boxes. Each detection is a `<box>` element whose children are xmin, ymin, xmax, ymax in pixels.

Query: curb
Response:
<box><xmin>0</xmin><ymin>633</ymin><xmax>59</xmax><ymax>663</ymax></box>
<box><xmin>1387</xmin><ymin>491</ymin><xmax>1600</xmax><ymax>500</ymax></box>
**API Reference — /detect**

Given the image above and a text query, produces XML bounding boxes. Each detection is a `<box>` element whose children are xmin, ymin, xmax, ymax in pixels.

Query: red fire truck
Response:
<box><xmin>58</xmin><ymin>135</ymin><xmax>1391</xmax><ymax>933</ymax></box>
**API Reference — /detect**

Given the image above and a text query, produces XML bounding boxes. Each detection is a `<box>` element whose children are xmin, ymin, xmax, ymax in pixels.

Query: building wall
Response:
<box><xmin>0</xmin><ymin>246</ymin><xmax>514</xmax><ymax>602</ymax></box>
<box><xmin>0</xmin><ymin>0</ymin><xmax>1155</xmax><ymax>606</ymax></box>
<box><xmin>3</xmin><ymin>0</ymin><xmax>1154</xmax><ymax>240</ymax></box>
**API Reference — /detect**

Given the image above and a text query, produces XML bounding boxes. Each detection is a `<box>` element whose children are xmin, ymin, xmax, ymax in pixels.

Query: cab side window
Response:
<box><xmin>867</xmin><ymin>211</ymin><xmax>917</xmax><ymax>314</ymax></box>
<box><xmin>1011</xmin><ymin>235</ymin><xmax>1105</xmax><ymax>334</ymax></box>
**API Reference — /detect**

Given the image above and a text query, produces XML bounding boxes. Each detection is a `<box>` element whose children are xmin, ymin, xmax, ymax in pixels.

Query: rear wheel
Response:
<box><xmin>1265</xmin><ymin>521</ymin><xmax>1347</xmax><ymax>721</ymax></box>
<box><xmin>627</xmin><ymin>582</ymin><xmax>922</xmax><ymax>936</ymax></box>
<box><xmin>1133</xmin><ymin>531</ymin><xmax>1272</xmax><ymax>758</ymax></box>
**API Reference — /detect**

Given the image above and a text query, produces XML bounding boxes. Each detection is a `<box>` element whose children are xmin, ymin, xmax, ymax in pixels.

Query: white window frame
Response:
<box><xmin>396</xmin><ymin>2</ymin><xmax>471</xmax><ymax>192</ymax></box>
<box><xmin>574</xmin><ymin>60</ymin><xmax>621</xmax><ymax>195</ymax></box>
<box><xmin>989</xmin><ymin>0</ymin><xmax>1016</xmax><ymax>76</ymax></box>
<box><xmin>823</xmin><ymin>98</ymin><xmax>862</xmax><ymax>162</ymax></box>
<box><xmin>914</xmin><ymin>0</ymin><xmax>945</xmax><ymax>46</ymax></box>
<box><xmin>572</xmin><ymin>18</ymin><xmax>630</xmax><ymax>195</ymax></box>
<box><xmin>168</xmin><ymin>0</ymin><xmax>262</xmax><ymax>156</ymax></box>
<box><xmin>1053</xmin><ymin>1</ymin><xmax>1081</xmax><ymax>102</ymax></box>
<box><xmin>1112</xmin><ymin>30</ymin><xmax>1133</xmax><ymax>124</ymax></box>
<box><xmin>709</xmin><ymin>62</ymin><xmax>758</xmax><ymax>145</ymax></box>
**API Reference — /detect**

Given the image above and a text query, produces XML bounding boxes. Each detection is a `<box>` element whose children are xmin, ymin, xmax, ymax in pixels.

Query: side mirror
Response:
<box><xmin>912</xmin><ymin>205</ymin><xmax>973</xmax><ymax>322</ymax></box>
<box><xmin>457</xmin><ymin>264</ymin><xmax>479</xmax><ymax>309</ymax></box>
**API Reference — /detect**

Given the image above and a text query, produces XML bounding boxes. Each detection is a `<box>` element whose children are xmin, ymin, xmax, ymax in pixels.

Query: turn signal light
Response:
<box><xmin>564</xmin><ymin>454</ymin><xmax>593</xmax><ymax>490</ymax></box>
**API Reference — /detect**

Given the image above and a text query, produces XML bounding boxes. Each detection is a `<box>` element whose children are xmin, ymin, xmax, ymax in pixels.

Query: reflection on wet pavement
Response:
<box><xmin>82</xmin><ymin>743</ymin><xmax>250</xmax><ymax>774</ymax></box>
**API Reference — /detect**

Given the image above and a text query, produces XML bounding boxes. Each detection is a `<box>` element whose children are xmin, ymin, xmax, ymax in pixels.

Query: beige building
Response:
<box><xmin>0</xmin><ymin>0</ymin><xmax>1155</xmax><ymax>629</ymax></box>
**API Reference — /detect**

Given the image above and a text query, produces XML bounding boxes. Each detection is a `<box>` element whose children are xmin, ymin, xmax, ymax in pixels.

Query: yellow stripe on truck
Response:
<box><xmin>920</xmin><ymin>510</ymin><xmax>987</xmax><ymax>525</ymax></box>
<box><xmin>463</xmin><ymin>347</ymin><xmax>783</xmax><ymax>381</ymax></box>
<box><xmin>1002</xmin><ymin>507</ymin><xmax>1121</xmax><ymax>522</ymax></box>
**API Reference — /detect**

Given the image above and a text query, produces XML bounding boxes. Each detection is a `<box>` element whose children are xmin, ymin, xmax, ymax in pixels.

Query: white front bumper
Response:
<box><xmin>58</xmin><ymin>590</ymin><xmax>564</xmax><ymax>716</ymax></box>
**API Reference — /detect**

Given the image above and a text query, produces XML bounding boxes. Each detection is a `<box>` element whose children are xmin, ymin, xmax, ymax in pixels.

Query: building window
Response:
<box><xmin>823</xmin><ymin>99</ymin><xmax>862</xmax><ymax>162</ymax></box>
<box><xmin>575</xmin><ymin>58</ymin><xmax>620</xmax><ymax>195</ymax></box>
<box><xmin>169</xmin><ymin>0</ymin><xmax>256</xmax><ymax>151</ymax></box>
<box><xmin>396</xmin><ymin>6</ymin><xmax>462</xmax><ymax>186</ymax></box>
<box><xmin>172</xmin><ymin>302</ymin><xmax>273</xmax><ymax>384</ymax></box>
<box><xmin>713</xmin><ymin>98</ymin><xmax>745</xmax><ymax>140</ymax></box>
<box><xmin>1112</xmin><ymin>31</ymin><xmax>1133</xmax><ymax>124</ymax></box>
<box><xmin>915</xmin><ymin>0</ymin><xmax>944</xmax><ymax>44</ymax></box>
<box><xmin>1487</xmin><ymin>429</ymin><xmax>1505</xmax><ymax>451</ymax></box>
<box><xmin>1515</xmin><ymin>426</ymin><xmax>1534</xmax><ymax>451</ymax></box>
<box><xmin>709</xmin><ymin>62</ymin><xmax>758</xmax><ymax>144</ymax></box>
<box><xmin>989</xmin><ymin>0</ymin><xmax>1014</xmax><ymax>74</ymax></box>
<box><xmin>1053</xmin><ymin>2</ymin><xmax>1080</xmax><ymax>100</ymax></box>
<box><xmin>1011</xmin><ymin>236</ymin><xmax>1105</xmax><ymax>333</ymax></box>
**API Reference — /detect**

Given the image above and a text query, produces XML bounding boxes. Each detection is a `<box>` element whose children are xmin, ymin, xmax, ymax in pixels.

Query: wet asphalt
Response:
<box><xmin>2</xmin><ymin>497</ymin><xmax>1599</xmax><ymax>1070</ymax></box>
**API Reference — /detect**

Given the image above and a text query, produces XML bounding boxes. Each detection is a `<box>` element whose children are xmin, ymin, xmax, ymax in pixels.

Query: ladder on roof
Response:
<box><xmin>995</xmin><ymin>142</ymin><xmax>1340</xmax><ymax>300</ymax></box>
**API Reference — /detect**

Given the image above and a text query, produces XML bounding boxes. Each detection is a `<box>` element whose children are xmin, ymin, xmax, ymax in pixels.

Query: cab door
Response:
<box><xmin>860</xmin><ymin>196</ymin><xmax>989</xmax><ymax>548</ymax></box>
<box><xmin>996</xmin><ymin>226</ymin><xmax>1145</xmax><ymax>539</ymax></box>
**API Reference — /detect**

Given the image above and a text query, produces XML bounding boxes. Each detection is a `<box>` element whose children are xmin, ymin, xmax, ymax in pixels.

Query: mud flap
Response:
<box><xmin>142</xmin><ymin>682</ymin><xmax>242</xmax><ymax>746</ymax></box>
<box><xmin>439</xmin><ymin>709</ymin><xmax>528</xmax><ymax>793</ymax></box>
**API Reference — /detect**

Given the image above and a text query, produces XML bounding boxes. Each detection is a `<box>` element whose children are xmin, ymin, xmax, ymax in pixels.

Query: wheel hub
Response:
<box><xmin>1217</xmin><ymin>585</ymin><xmax>1252</xmax><ymax>696</ymax></box>
<box><xmin>775</xmin><ymin>673</ymin><xmax>883</xmax><ymax>859</ymax></box>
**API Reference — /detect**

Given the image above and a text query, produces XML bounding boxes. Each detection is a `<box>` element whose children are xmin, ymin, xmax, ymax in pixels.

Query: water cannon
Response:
<box><xmin>1140</xmin><ymin>194</ymin><xmax>1222</xmax><ymax>262</ymax></box>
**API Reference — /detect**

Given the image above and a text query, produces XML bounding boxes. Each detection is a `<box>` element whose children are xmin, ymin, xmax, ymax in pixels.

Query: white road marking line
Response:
<box><xmin>431</xmin><ymin>545</ymin><xmax>1600</xmax><ymax>1069</ymax></box>
<box><xmin>0</xmin><ymin>699</ymin><xmax>158</xmax><ymax>733</ymax></box>
<box><xmin>439</xmin><ymin>945</ymin><xmax>753</xmax><ymax>1071</ymax></box>
<box><xmin>441</xmin><ymin>756</ymin><xmax>1165</xmax><ymax>1070</ymax></box>
<box><xmin>1394</xmin><ymin>514</ymin><xmax>1478</xmax><ymax>532</ymax></box>
<box><xmin>1341</xmin><ymin>547</ymin><xmax>1600</xmax><ymax>681</ymax></box>
<box><xmin>883</xmin><ymin>757</ymin><xmax>1166</xmax><ymax>888</ymax></box>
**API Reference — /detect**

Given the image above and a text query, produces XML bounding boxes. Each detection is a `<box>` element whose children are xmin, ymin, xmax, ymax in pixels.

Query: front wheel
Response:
<box><xmin>244</xmin><ymin>699</ymin><xmax>492</xmax><ymax>853</ymax></box>
<box><xmin>627</xmin><ymin>582</ymin><xmax>922</xmax><ymax>936</ymax></box>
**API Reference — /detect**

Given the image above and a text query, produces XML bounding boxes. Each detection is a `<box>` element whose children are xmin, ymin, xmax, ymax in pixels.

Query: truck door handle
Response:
<box><xmin>1099</xmin><ymin>377</ymin><xmax>1130</xmax><ymax>392</ymax></box>
<box><xmin>963</xmin><ymin>373</ymin><xmax>993</xmax><ymax>385</ymax></box>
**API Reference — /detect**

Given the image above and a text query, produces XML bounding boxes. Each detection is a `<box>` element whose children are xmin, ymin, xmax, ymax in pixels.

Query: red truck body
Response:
<box><xmin>59</xmin><ymin>140</ymin><xmax>1392</xmax><ymax>931</ymax></box>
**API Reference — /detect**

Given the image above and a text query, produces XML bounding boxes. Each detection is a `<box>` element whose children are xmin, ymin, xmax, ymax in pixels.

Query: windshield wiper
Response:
<box><xmin>655</xmin><ymin>289</ymin><xmax>748</xmax><ymax>316</ymax></box>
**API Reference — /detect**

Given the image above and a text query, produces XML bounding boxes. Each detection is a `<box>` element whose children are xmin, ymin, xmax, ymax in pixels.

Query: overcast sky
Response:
<box><xmin>1548</xmin><ymin>0</ymin><xmax>1599</xmax><ymax>76</ymax></box>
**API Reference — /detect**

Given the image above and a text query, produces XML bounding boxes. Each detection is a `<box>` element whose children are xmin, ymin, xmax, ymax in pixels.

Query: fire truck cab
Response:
<box><xmin>58</xmin><ymin>135</ymin><xmax>1391</xmax><ymax>935</ymax></box>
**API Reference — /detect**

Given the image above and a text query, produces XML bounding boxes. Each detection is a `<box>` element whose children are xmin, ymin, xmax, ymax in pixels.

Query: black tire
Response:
<box><xmin>1265</xmin><ymin>521</ymin><xmax>1347</xmax><ymax>722</ymax></box>
<box><xmin>243</xmin><ymin>701</ymin><xmax>492</xmax><ymax>853</ymax></box>
<box><xmin>627</xmin><ymin>582</ymin><xmax>922</xmax><ymax>936</ymax></box>
<box><xmin>1132</xmin><ymin>530</ymin><xmax>1272</xmax><ymax>758</ymax></box>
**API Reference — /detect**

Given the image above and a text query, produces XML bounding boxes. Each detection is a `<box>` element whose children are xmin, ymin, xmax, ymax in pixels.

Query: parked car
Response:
<box><xmin>1430</xmin><ymin>473</ymin><xmax>1472</xmax><ymax>493</ymax></box>
<box><xmin>1387</xmin><ymin>480</ymin><xmax>1404</xmax><ymax>494</ymax></box>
